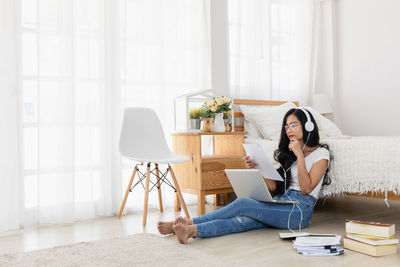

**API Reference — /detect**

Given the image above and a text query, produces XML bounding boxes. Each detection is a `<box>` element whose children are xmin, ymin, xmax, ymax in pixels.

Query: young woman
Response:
<box><xmin>158</xmin><ymin>108</ymin><xmax>331</xmax><ymax>244</ymax></box>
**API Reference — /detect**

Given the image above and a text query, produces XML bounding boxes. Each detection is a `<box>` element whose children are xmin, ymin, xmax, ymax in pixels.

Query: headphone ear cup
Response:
<box><xmin>305</xmin><ymin>121</ymin><xmax>314</xmax><ymax>132</ymax></box>
<box><xmin>299</xmin><ymin>108</ymin><xmax>314</xmax><ymax>132</ymax></box>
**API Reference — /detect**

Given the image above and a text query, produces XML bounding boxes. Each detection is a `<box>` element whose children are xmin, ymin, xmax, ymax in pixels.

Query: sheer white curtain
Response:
<box><xmin>0</xmin><ymin>0</ymin><xmax>21</xmax><ymax>232</ymax></box>
<box><xmin>19</xmin><ymin>0</ymin><xmax>113</xmax><ymax>227</ymax></box>
<box><xmin>119</xmin><ymin>0</ymin><xmax>211</xmax><ymax>211</ymax></box>
<box><xmin>228</xmin><ymin>0</ymin><xmax>317</xmax><ymax>104</ymax></box>
<box><xmin>0</xmin><ymin>0</ymin><xmax>210</xmax><ymax>232</ymax></box>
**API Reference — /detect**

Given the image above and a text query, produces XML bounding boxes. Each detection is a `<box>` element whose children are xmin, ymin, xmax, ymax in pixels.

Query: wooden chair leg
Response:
<box><xmin>169</xmin><ymin>165</ymin><xmax>190</xmax><ymax>219</ymax></box>
<box><xmin>143</xmin><ymin>163</ymin><xmax>151</xmax><ymax>226</ymax></box>
<box><xmin>174</xmin><ymin>192</ymin><xmax>181</xmax><ymax>212</ymax></box>
<box><xmin>118</xmin><ymin>165</ymin><xmax>138</xmax><ymax>218</ymax></box>
<box><xmin>155</xmin><ymin>164</ymin><xmax>163</xmax><ymax>212</ymax></box>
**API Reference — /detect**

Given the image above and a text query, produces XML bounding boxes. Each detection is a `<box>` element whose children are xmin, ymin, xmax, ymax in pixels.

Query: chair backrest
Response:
<box><xmin>119</xmin><ymin>107</ymin><xmax>172</xmax><ymax>160</ymax></box>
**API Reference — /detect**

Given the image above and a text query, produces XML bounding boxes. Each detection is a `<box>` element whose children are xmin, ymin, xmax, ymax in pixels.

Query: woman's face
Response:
<box><xmin>285</xmin><ymin>114</ymin><xmax>303</xmax><ymax>141</ymax></box>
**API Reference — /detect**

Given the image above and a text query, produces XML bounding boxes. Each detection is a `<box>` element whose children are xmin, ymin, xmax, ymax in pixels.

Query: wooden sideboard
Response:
<box><xmin>171</xmin><ymin>131</ymin><xmax>247</xmax><ymax>216</ymax></box>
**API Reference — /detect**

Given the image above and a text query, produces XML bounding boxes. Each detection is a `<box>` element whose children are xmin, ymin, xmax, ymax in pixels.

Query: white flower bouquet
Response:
<box><xmin>201</xmin><ymin>96</ymin><xmax>232</xmax><ymax>118</ymax></box>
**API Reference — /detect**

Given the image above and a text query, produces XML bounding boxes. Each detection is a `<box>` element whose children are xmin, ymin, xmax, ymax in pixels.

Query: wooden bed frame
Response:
<box><xmin>232</xmin><ymin>99</ymin><xmax>400</xmax><ymax>201</ymax></box>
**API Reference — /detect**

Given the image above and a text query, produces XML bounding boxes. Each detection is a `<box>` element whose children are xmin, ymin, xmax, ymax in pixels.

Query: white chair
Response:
<box><xmin>118</xmin><ymin>107</ymin><xmax>190</xmax><ymax>226</ymax></box>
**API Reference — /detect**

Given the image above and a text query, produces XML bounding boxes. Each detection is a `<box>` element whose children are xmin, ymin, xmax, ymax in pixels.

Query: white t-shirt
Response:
<box><xmin>288</xmin><ymin>147</ymin><xmax>330</xmax><ymax>199</ymax></box>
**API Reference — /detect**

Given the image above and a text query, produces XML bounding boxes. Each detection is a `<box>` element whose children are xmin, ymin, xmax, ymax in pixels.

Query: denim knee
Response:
<box><xmin>232</xmin><ymin>197</ymin><xmax>255</xmax><ymax>207</ymax></box>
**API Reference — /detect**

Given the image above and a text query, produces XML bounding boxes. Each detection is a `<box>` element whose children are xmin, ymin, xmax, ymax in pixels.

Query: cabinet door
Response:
<box><xmin>172</xmin><ymin>135</ymin><xmax>201</xmax><ymax>189</ymax></box>
<box><xmin>214</xmin><ymin>135</ymin><xmax>245</xmax><ymax>156</ymax></box>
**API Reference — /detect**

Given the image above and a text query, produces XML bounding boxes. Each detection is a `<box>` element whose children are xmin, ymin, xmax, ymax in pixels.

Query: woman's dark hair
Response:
<box><xmin>273</xmin><ymin>108</ymin><xmax>331</xmax><ymax>195</ymax></box>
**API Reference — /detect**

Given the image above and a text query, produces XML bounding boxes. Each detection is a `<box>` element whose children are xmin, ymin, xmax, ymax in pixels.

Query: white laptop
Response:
<box><xmin>225</xmin><ymin>169</ymin><xmax>298</xmax><ymax>204</ymax></box>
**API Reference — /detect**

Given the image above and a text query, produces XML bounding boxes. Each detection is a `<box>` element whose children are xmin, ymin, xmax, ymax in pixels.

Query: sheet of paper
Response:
<box><xmin>301</xmin><ymin>250</ymin><xmax>344</xmax><ymax>257</ymax></box>
<box><xmin>279</xmin><ymin>232</ymin><xmax>310</xmax><ymax>239</ymax></box>
<box><xmin>279</xmin><ymin>232</ymin><xmax>338</xmax><ymax>239</ymax></box>
<box><xmin>295</xmin><ymin>245</ymin><xmax>341</xmax><ymax>252</ymax></box>
<box><xmin>243</xmin><ymin>144</ymin><xmax>283</xmax><ymax>182</ymax></box>
<box><xmin>293</xmin><ymin>236</ymin><xmax>342</xmax><ymax>247</ymax></box>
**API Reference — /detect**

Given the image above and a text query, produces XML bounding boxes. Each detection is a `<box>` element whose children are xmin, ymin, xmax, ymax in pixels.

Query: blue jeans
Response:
<box><xmin>192</xmin><ymin>189</ymin><xmax>316</xmax><ymax>238</ymax></box>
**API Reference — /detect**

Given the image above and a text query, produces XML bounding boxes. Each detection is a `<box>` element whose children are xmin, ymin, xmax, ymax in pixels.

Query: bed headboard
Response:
<box><xmin>232</xmin><ymin>99</ymin><xmax>299</xmax><ymax>132</ymax></box>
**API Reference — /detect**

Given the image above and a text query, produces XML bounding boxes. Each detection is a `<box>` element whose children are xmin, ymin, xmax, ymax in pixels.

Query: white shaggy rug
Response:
<box><xmin>0</xmin><ymin>233</ymin><xmax>235</xmax><ymax>267</ymax></box>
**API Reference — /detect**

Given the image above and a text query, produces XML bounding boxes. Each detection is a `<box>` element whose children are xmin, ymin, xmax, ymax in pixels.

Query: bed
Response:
<box><xmin>233</xmin><ymin>99</ymin><xmax>400</xmax><ymax>200</ymax></box>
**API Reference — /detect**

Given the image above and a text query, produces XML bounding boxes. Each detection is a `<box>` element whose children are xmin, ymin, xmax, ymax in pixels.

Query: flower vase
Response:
<box><xmin>213</xmin><ymin>113</ymin><xmax>225</xmax><ymax>132</ymax></box>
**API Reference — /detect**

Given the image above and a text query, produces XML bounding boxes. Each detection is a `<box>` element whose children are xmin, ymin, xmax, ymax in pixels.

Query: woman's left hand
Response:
<box><xmin>288</xmin><ymin>138</ymin><xmax>302</xmax><ymax>158</ymax></box>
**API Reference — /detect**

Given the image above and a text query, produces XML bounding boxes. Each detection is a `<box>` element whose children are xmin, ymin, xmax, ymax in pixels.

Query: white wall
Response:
<box><xmin>210</xmin><ymin>0</ymin><xmax>400</xmax><ymax>136</ymax></box>
<box><xmin>210</xmin><ymin>0</ymin><xmax>230</xmax><ymax>96</ymax></box>
<box><xmin>333</xmin><ymin>0</ymin><xmax>400</xmax><ymax>136</ymax></box>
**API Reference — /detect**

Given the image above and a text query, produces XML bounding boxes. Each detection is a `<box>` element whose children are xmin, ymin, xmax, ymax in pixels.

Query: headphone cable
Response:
<box><xmin>282</xmin><ymin>132</ymin><xmax>310</xmax><ymax>232</ymax></box>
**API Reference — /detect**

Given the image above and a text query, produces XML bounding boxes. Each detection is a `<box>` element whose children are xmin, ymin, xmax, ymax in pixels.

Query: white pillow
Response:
<box><xmin>240</xmin><ymin>102</ymin><xmax>297</xmax><ymax>140</ymax></box>
<box><xmin>244</xmin><ymin>120</ymin><xmax>263</xmax><ymax>139</ymax></box>
<box><xmin>302</xmin><ymin>106</ymin><xmax>343</xmax><ymax>138</ymax></box>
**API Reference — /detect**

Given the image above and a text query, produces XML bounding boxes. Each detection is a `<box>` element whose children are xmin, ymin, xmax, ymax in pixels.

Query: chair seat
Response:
<box><xmin>125</xmin><ymin>153</ymin><xmax>190</xmax><ymax>164</ymax></box>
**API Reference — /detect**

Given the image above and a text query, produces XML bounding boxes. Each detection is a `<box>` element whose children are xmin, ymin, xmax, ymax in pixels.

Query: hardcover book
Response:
<box><xmin>345</xmin><ymin>220</ymin><xmax>395</xmax><ymax>238</ymax></box>
<box><xmin>346</xmin><ymin>233</ymin><xmax>399</xmax><ymax>246</ymax></box>
<box><xmin>343</xmin><ymin>237</ymin><xmax>397</xmax><ymax>257</ymax></box>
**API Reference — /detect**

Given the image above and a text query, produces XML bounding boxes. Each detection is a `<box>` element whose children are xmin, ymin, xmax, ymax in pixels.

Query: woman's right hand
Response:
<box><xmin>244</xmin><ymin>156</ymin><xmax>257</xmax><ymax>169</ymax></box>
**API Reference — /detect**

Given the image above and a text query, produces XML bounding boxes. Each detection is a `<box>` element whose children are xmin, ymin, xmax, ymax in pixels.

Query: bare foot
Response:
<box><xmin>157</xmin><ymin>221</ymin><xmax>174</xmax><ymax>235</ymax></box>
<box><xmin>173</xmin><ymin>223</ymin><xmax>196</xmax><ymax>244</ymax></box>
<box><xmin>174</xmin><ymin>216</ymin><xmax>193</xmax><ymax>225</ymax></box>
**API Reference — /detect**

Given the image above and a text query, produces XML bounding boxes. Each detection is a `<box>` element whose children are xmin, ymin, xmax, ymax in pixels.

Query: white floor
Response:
<box><xmin>0</xmin><ymin>195</ymin><xmax>400</xmax><ymax>266</ymax></box>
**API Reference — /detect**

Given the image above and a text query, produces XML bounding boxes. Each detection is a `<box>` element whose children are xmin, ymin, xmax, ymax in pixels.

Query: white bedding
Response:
<box><xmin>245</xmin><ymin>136</ymin><xmax>400</xmax><ymax>198</ymax></box>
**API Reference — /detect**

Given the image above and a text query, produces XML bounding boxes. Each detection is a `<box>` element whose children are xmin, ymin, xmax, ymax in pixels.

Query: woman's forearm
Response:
<box><xmin>296</xmin><ymin>156</ymin><xmax>313</xmax><ymax>194</ymax></box>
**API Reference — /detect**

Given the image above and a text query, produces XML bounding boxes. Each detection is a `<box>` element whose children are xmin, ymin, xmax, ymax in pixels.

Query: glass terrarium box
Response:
<box><xmin>174</xmin><ymin>89</ymin><xmax>214</xmax><ymax>131</ymax></box>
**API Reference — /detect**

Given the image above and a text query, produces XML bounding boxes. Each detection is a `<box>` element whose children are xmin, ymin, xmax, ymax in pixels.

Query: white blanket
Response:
<box><xmin>245</xmin><ymin>136</ymin><xmax>400</xmax><ymax>197</ymax></box>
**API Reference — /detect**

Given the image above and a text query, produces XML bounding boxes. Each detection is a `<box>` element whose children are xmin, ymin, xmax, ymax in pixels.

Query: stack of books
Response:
<box><xmin>344</xmin><ymin>219</ymin><xmax>398</xmax><ymax>257</ymax></box>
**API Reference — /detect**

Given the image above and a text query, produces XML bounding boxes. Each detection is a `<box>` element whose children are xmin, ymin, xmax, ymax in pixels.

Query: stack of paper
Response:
<box><xmin>292</xmin><ymin>235</ymin><xmax>344</xmax><ymax>256</ymax></box>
